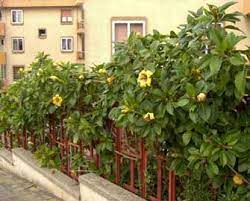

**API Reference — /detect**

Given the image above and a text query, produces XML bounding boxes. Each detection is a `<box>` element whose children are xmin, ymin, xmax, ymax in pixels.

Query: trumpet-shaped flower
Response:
<box><xmin>143</xmin><ymin>112</ymin><xmax>155</xmax><ymax>121</ymax></box>
<box><xmin>233</xmin><ymin>174</ymin><xmax>244</xmax><ymax>185</ymax></box>
<box><xmin>52</xmin><ymin>94</ymin><xmax>63</xmax><ymax>107</ymax></box>
<box><xmin>137</xmin><ymin>70</ymin><xmax>153</xmax><ymax>88</ymax></box>
<box><xmin>98</xmin><ymin>69</ymin><xmax>107</xmax><ymax>74</ymax></box>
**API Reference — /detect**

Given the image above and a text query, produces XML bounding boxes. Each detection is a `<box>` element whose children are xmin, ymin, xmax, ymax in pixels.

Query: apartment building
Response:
<box><xmin>0</xmin><ymin>0</ymin><xmax>84</xmax><ymax>83</ymax></box>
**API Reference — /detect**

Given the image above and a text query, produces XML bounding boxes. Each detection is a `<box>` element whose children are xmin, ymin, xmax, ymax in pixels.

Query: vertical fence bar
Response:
<box><xmin>4</xmin><ymin>131</ymin><xmax>8</xmax><ymax>149</ymax></box>
<box><xmin>23</xmin><ymin>128</ymin><xmax>28</xmax><ymax>150</ymax></box>
<box><xmin>9</xmin><ymin>132</ymin><xmax>13</xmax><ymax>149</ymax></box>
<box><xmin>140</xmin><ymin>139</ymin><xmax>147</xmax><ymax>199</ymax></box>
<box><xmin>115</xmin><ymin>128</ymin><xmax>122</xmax><ymax>184</ymax></box>
<box><xmin>168</xmin><ymin>171</ymin><xmax>176</xmax><ymax>201</ymax></box>
<box><xmin>123</xmin><ymin>159</ymin><xmax>137</xmax><ymax>193</ymax></box>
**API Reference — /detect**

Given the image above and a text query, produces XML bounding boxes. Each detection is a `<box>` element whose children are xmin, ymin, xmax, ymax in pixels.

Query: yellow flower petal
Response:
<box><xmin>138</xmin><ymin>70</ymin><xmax>153</xmax><ymax>88</ymax></box>
<box><xmin>52</xmin><ymin>94</ymin><xmax>63</xmax><ymax>107</ymax></box>
<box><xmin>143</xmin><ymin>112</ymin><xmax>155</xmax><ymax>121</ymax></box>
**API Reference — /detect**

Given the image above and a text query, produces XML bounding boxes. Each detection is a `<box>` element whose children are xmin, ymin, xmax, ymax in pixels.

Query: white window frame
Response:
<box><xmin>11</xmin><ymin>9</ymin><xmax>23</xmax><ymax>24</ymax></box>
<box><xmin>111</xmin><ymin>20</ymin><xmax>146</xmax><ymax>54</ymax></box>
<box><xmin>12</xmin><ymin>37</ymin><xmax>24</xmax><ymax>53</ymax></box>
<box><xmin>61</xmin><ymin>37</ymin><xmax>73</xmax><ymax>52</ymax></box>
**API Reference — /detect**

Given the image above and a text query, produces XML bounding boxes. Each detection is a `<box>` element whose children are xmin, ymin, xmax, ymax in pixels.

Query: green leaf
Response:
<box><xmin>166</xmin><ymin>102</ymin><xmax>174</xmax><ymax>115</ymax></box>
<box><xmin>219</xmin><ymin>1</ymin><xmax>237</xmax><ymax>12</ymax></box>
<box><xmin>229</xmin><ymin>54</ymin><xmax>245</xmax><ymax>66</ymax></box>
<box><xmin>208</xmin><ymin>161</ymin><xmax>219</xmax><ymax>175</ymax></box>
<box><xmin>199</xmin><ymin>105</ymin><xmax>211</xmax><ymax>122</ymax></box>
<box><xmin>176</xmin><ymin>99</ymin><xmax>189</xmax><ymax>107</ymax></box>
<box><xmin>182</xmin><ymin>131</ymin><xmax>193</xmax><ymax>145</ymax></box>
<box><xmin>220</xmin><ymin>151</ymin><xmax>228</xmax><ymax>167</ymax></box>
<box><xmin>185</xmin><ymin>83</ymin><xmax>196</xmax><ymax>97</ymax></box>
<box><xmin>210</xmin><ymin>56</ymin><xmax>222</xmax><ymax>76</ymax></box>
<box><xmin>235</xmin><ymin>70</ymin><xmax>246</xmax><ymax>96</ymax></box>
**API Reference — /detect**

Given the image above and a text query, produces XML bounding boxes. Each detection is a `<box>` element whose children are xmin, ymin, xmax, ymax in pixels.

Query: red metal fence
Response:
<box><xmin>1</xmin><ymin>116</ymin><xmax>176</xmax><ymax>201</ymax></box>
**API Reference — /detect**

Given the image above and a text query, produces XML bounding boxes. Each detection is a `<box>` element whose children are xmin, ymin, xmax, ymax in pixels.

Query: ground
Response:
<box><xmin>0</xmin><ymin>168</ymin><xmax>61</xmax><ymax>201</ymax></box>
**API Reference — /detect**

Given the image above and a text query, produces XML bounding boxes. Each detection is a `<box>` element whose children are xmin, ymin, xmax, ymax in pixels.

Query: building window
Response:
<box><xmin>112</xmin><ymin>19</ymin><xmax>146</xmax><ymax>53</ymax></box>
<box><xmin>61</xmin><ymin>37</ymin><xmax>73</xmax><ymax>52</ymax></box>
<box><xmin>13</xmin><ymin>66</ymin><xmax>24</xmax><ymax>80</ymax></box>
<box><xmin>0</xmin><ymin>65</ymin><xmax>6</xmax><ymax>80</ymax></box>
<box><xmin>11</xmin><ymin>10</ymin><xmax>23</xmax><ymax>24</ymax></box>
<box><xmin>12</xmin><ymin>37</ymin><xmax>24</xmax><ymax>53</ymax></box>
<box><xmin>61</xmin><ymin>9</ymin><xmax>73</xmax><ymax>24</ymax></box>
<box><xmin>38</xmin><ymin>28</ymin><xmax>47</xmax><ymax>39</ymax></box>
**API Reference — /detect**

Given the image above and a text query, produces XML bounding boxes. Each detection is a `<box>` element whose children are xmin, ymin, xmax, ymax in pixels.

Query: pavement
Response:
<box><xmin>0</xmin><ymin>168</ymin><xmax>62</xmax><ymax>201</ymax></box>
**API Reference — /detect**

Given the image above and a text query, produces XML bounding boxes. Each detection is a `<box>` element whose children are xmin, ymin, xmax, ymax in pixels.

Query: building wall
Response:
<box><xmin>3</xmin><ymin>6</ymin><xmax>83</xmax><ymax>82</ymax></box>
<box><xmin>83</xmin><ymin>0</ymin><xmax>250</xmax><ymax>68</ymax></box>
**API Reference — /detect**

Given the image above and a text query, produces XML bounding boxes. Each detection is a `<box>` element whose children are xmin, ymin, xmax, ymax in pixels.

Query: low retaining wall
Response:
<box><xmin>0</xmin><ymin>148</ymin><xmax>145</xmax><ymax>201</ymax></box>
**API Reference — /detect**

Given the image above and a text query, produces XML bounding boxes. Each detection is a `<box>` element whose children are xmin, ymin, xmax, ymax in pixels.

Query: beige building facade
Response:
<box><xmin>0</xmin><ymin>0</ymin><xmax>250</xmax><ymax>82</ymax></box>
<box><xmin>0</xmin><ymin>0</ymin><xmax>84</xmax><ymax>83</ymax></box>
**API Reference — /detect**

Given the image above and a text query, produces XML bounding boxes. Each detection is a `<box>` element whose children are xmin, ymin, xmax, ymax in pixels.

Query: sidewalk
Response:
<box><xmin>0</xmin><ymin>168</ymin><xmax>62</xmax><ymax>201</ymax></box>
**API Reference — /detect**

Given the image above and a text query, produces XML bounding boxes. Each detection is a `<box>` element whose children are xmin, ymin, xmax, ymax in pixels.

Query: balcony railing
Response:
<box><xmin>0</xmin><ymin>52</ymin><xmax>6</xmax><ymax>65</ymax></box>
<box><xmin>77</xmin><ymin>51</ymin><xmax>85</xmax><ymax>60</ymax></box>
<box><xmin>0</xmin><ymin>23</ymin><xmax>5</xmax><ymax>37</ymax></box>
<box><xmin>77</xmin><ymin>21</ymin><xmax>84</xmax><ymax>34</ymax></box>
<box><xmin>243</xmin><ymin>0</ymin><xmax>250</xmax><ymax>14</ymax></box>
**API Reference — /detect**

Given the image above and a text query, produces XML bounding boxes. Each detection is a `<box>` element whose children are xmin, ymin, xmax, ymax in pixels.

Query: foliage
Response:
<box><xmin>34</xmin><ymin>145</ymin><xmax>61</xmax><ymax>169</ymax></box>
<box><xmin>0</xmin><ymin>1</ymin><xmax>249</xmax><ymax>199</ymax></box>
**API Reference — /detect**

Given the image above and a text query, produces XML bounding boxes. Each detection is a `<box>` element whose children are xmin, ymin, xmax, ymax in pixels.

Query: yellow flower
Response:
<box><xmin>18</xmin><ymin>68</ymin><xmax>24</xmax><ymax>73</ymax></box>
<box><xmin>107</xmin><ymin>76</ymin><xmax>115</xmax><ymax>84</ymax></box>
<box><xmin>52</xmin><ymin>94</ymin><xmax>63</xmax><ymax>107</ymax></box>
<box><xmin>98</xmin><ymin>69</ymin><xmax>107</xmax><ymax>74</ymax></box>
<box><xmin>121</xmin><ymin>106</ymin><xmax>130</xmax><ymax>114</ymax></box>
<box><xmin>79</xmin><ymin>75</ymin><xmax>84</xmax><ymax>80</ymax></box>
<box><xmin>143</xmin><ymin>113</ymin><xmax>155</xmax><ymax>121</ymax></box>
<box><xmin>137</xmin><ymin>70</ymin><xmax>153</xmax><ymax>88</ymax></box>
<box><xmin>197</xmin><ymin>93</ymin><xmax>207</xmax><ymax>102</ymax></box>
<box><xmin>233</xmin><ymin>174</ymin><xmax>244</xmax><ymax>185</ymax></box>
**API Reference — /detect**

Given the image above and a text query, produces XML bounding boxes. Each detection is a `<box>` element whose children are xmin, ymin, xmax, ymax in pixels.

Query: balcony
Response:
<box><xmin>77</xmin><ymin>21</ymin><xmax>84</xmax><ymax>34</ymax></box>
<box><xmin>244</xmin><ymin>0</ymin><xmax>250</xmax><ymax>14</ymax></box>
<box><xmin>0</xmin><ymin>52</ymin><xmax>6</xmax><ymax>65</ymax></box>
<box><xmin>77</xmin><ymin>51</ymin><xmax>85</xmax><ymax>60</ymax></box>
<box><xmin>0</xmin><ymin>23</ymin><xmax>5</xmax><ymax>37</ymax></box>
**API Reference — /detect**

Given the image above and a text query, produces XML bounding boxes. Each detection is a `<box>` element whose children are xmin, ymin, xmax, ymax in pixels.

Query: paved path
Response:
<box><xmin>0</xmin><ymin>168</ymin><xmax>62</xmax><ymax>201</ymax></box>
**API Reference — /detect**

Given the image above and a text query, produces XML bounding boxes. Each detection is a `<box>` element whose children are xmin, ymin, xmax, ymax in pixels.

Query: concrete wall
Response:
<box><xmin>83</xmin><ymin>0</ymin><xmax>237</xmax><ymax>67</ymax></box>
<box><xmin>2</xmin><ymin>6</ymin><xmax>83</xmax><ymax>82</ymax></box>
